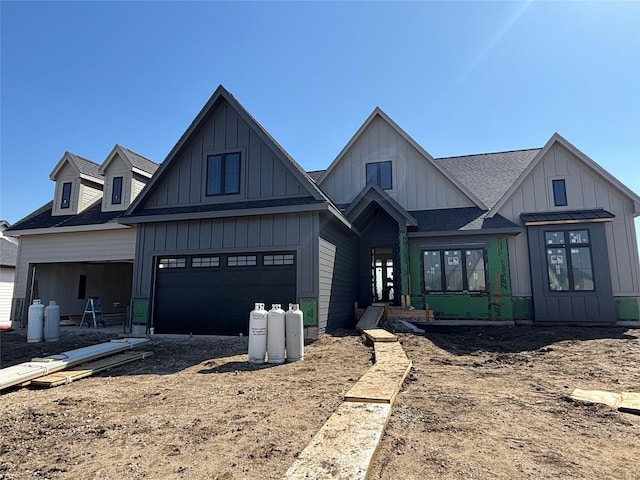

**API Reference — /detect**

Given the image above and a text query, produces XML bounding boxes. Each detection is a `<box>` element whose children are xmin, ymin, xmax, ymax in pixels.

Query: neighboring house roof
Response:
<box><xmin>436</xmin><ymin>149</ymin><xmax>541</xmax><ymax>210</ymax></box>
<box><xmin>316</xmin><ymin>108</ymin><xmax>488</xmax><ymax>210</ymax></box>
<box><xmin>50</xmin><ymin>151</ymin><xmax>103</xmax><ymax>184</ymax></box>
<box><xmin>5</xmin><ymin>200</ymin><xmax>127</xmax><ymax>233</ymax></box>
<box><xmin>307</xmin><ymin>170</ymin><xmax>325</xmax><ymax>182</ymax></box>
<box><xmin>520</xmin><ymin>208</ymin><xmax>615</xmax><ymax>225</ymax></box>
<box><xmin>0</xmin><ymin>237</ymin><xmax>18</xmax><ymax>267</ymax></box>
<box><xmin>489</xmin><ymin>133</ymin><xmax>640</xmax><ymax>217</ymax></box>
<box><xmin>408</xmin><ymin>208</ymin><xmax>521</xmax><ymax>235</ymax></box>
<box><xmin>99</xmin><ymin>144</ymin><xmax>159</xmax><ymax>177</ymax></box>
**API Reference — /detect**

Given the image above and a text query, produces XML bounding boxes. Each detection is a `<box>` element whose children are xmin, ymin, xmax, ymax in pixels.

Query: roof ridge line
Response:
<box><xmin>436</xmin><ymin>147</ymin><xmax>541</xmax><ymax>160</ymax></box>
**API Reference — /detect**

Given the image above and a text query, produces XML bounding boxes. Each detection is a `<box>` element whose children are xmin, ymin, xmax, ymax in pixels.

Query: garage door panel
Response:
<box><xmin>154</xmin><ymin>253</ymin><xmax>296</xmax><ymax>335</ymax></box>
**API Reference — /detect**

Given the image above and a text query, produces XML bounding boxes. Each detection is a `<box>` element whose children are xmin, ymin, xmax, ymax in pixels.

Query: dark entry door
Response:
<box><xmin>154</xmin><ymin>252</ymin><xmax>296</xmax><ymax>335</ymax></box>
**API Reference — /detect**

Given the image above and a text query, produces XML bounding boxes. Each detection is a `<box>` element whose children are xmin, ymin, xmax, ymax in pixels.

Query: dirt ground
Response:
<box><xmin>1</xmin><ymin>324</ymin><xmax>639</xmax><ymax>480</ymax></box>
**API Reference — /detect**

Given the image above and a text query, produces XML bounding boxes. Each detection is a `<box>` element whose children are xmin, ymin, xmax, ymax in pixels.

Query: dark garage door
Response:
<box><xmin>154</xmin><ymin>252</ymin><xmax>296</xmax><ymax>335</ymax></box>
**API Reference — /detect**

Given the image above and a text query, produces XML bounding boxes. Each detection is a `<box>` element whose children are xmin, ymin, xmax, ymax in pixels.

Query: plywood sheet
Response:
<box><xmin>570</xmin><ymin>389</ymin><xmax>621</xmax><ymax>407</ymax></box>
<box><xmin>355</xmin><ymin>306</ymin><xmax>384</xmax><ymax>331</ymax></box>
<box><xmin>32</xmin><ymin>351</ymin><xmax>153</xmax><ymax>388</ymax></box>
<box><xmin>344</xmin><ymin>361</ymin><xmax>412</xmax><ymax>404</ymax></box>
<box><xmin>373</xmin><ymin>342</ymin><xmax>410</xmax><ymax>366</ymax></box>
<box><xmin>284</xmin><ymin>402</ymin><xmax>391</xmax><ymax>480</ymax></box>
<box><xmin>619</xmin><ymin>392</ymin><xmax>640</xmax><ymax>414</ymax></box>
<box><xmin>362</xmin><ymin>328</ymin><xmax>397</xmax><ymax>343</ymax></box>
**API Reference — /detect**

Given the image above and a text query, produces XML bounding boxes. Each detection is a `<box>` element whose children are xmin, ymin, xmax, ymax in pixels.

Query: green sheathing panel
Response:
<box><xmin>512</xmin><ymin>297</ymin><xmax>534</xmax><ymax>320</ymax></box>
<box><xmin>408</xmin><ymin>236</ymin><xmax>514</xmax><ymax>319</ymax></box>
<box><xmin>299</xmin><ymin>298</ymin><xmax>318</xmax><ymax>326</ymax></box>
<box><xmin>398</xmin><ymin>230</ymin><xmax>409</xmax><ymax>296</ymax></box>
<box><xmin>615</xmin><ymin>297</ymin><xmax>640</xmax><ymax>320</ymax></box>
<box><xmin>132</xmin><ymin>299</ymin><xmax>150</xmax><ymax>326</ymax></box>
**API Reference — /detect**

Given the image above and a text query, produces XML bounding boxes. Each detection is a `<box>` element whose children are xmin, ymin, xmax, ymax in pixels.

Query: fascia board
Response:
<box><xmin>49</xmin><ymin>152</ymin><xmax>81</xmax><ymax>180</ymax></box>
<box><xmin>7</xmin><ymin>222</ymin><xmax>131</xmax><ymax>236</ymax></box>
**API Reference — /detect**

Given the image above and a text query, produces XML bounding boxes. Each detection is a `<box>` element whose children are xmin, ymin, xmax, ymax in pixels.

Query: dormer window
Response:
<box><xmin>366</xmin><ymin>161</ymin><xmax>392</xmax><ymax>189</ymax></box>
<box><xmin>61</xmin><ymin>182</ymin><xmax>72</xmax><ymax>209</ymax></box>
<box><xmin>112</xmin><ymin>176</ymin><xmax>123</xmax><ymax>205</ymax></box>
<box><xmin>552</xmin><ymin>179</ymin><xmax>567</xmax><ymax>207</ymax></box>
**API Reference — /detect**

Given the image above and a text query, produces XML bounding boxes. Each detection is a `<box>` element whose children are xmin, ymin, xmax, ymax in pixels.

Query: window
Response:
<box><xmin>552</xmin><ymin>179</ymin><xmax>567</xmax><ymax>207</ymax></box>
<box><xmin>61</xmin><ymin>182</ymin><xmax>72</xmax><ymax>209</ymax></box>
<box><xmin>545</xmin><ymin>229</ymin><xmax>594</xmax><ymax>291</ymax></box>
<box><xmin>158</xmin><ymin>258</ymin><xmax>186</xmax><ymax>269</ymax></box>
<box><xmin>366</xmin><ymin>161</ymin><xmax>392</xmax><ymax>189</ymax></box>
<box><xmin>228</xmin><ymin>255</ymin><xmax>257</xmax><ymax>267</ymax></box>
<box><xmin>77</xmin><ymin>275</ymin><xmax>87</xmax><ymax>300</ymax></box>
<box><xmin>263</xmin><ymin>254</ymin><xmax>295</xmax><ymax>266</ymax></box>
<box><xmin>422</xmin><ymin>248</ymin><xmax>486</xmax><ymax>292</ymax></box>
<box><xmin>207</xmin><ymin>152</ymin><xmax>241</xmax><ymax>195</ymax></box>
<box><xmin>192</xmin><ymin>256</ymin><xmax>220</xmax><ymax>268</ymax></box>
<box><xmin>112</xmin><ymin>176</ymin><xmax>123</xmax><ymax>204</ymax></box>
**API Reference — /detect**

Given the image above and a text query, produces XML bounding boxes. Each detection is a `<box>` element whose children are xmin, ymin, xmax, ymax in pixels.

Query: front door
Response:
<box><xmin>372</xmin><ymin>247</ymin><xmax>395</xmax><ymax>303</ymax></box>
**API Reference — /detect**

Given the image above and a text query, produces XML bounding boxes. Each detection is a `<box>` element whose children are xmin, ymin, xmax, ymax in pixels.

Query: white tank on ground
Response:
<box><xmin>44</xmin><ymin>300</ymin><xmax>60</xmax><ymax>342</ymax></box>
<box><xmin>267</xmin><ymin>304</ymin><xmax>285</xmax><ymax>364</ymax></box>
<box><xmin>248</xmin><ymin>303</ymin><xmax>268</xmax><ymax>364</ymax></box>
<box><xmin>27</xmin><ymin>299</ymin><xmax>44</xmax><ymax>343</ymax></box>
<box><xmin>285</xmin><ymin>303</ymin><xmax>304</xmax><ymax>362</ymax></box>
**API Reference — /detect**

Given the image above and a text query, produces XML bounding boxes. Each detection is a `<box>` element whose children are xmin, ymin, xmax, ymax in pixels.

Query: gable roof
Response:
<box><xmin>49</xmin><ymin>152</ymin><xmax>103</xmax><ymax>184</ymax></box>
<box><xmin>437</xmin><ymin>148</ymin><xmax>540</xmax><ymax>210</ymax></box>
<box><xmin>344</xmin><ymin>181</ymin><xmax>418</xmax><ymax>230</ymax></box>
<box><xmin>125</xmin><ymin>85</ymin><xmax>331</xmax><ymax>218</ymax></box>
<box><xmin>99</xmin><ymin>145</ymin><xmax>159</xmax><ymax>177</ymax></box>
<box><xmin>488</xmin><ymin>133</ymin><xmax>640</xmax><ymax>217</ymax></box>
<box><xmin>316</xmin><ymin>108</ymin><xmax>487</xmax><ymax>210</ymax></box>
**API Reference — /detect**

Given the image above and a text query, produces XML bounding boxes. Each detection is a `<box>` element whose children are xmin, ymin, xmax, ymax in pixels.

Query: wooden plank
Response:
<box><xmin>355</xmin><ymin>306</ymin><xmax>384</xmax><ymax>331</ymax></box>
<box><xmin>373</xmin><ymin>342</ymin><xmax>411</xmax><ymax>366</ymax></box>
<box><xmin>570</xmin><ymin>388</ymin><xmax>621</xmax><ymax>408</ymax></box>
<box><xmin>344</xmin><ymin>361</ymin><xmax>412</xmax><ymax>404</ymax></box>
<box><xmin>619</xmin><ymin>392</ymin><xmax>640</xmax><ymax>414</ymax></box>
<box><xmin>284</xmin><ymin>402</ymin><xmax>391</xmax><ymax>480</ymax></box>
<box><xmin>32</xmin><ymin>351</ymin><xmax>153</xmax><ymax>388</ymax></box>
<box><xmin>362</xmin><ymin>328</ymin><xmax>397</xmax><ymax>343</ymax></box>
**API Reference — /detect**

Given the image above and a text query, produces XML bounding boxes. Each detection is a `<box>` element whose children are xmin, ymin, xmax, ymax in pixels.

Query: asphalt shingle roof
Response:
<box><xmin>68</xmin><ymin>153</ymin><xmax>102</xmax><ymax>180</ymax></box>
<box><xmin>409</xmin><ymin>207</ymin><xmax>520</xmax><ymax>233</ymax></box>
<box><xmin>435</xmin><ymin>149</ymin><xmax>540</xmax><ymax>209</ymax></box>
<box><xmin>0</xmin><ymin>237</ymin><xmax>18</xmax><ymax>267</ymax></box>
<box><xmin>118</xmin><ymin>146</ymin><xmax>160</xmax><ymax>175</ymax></box>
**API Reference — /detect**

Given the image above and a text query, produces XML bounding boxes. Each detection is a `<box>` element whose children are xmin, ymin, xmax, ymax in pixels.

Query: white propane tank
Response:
<box><xmin>285</xmin><ymin>303</ymin><xmax>304</xmax><ymax>362</ymax></box>
<box><xmin>27</xmin><ymin>299</ymin><xmax>45</xmax><ymax>343</ymax></box>
<box><xmin>267</xmin><ymin>304</ymin><xmax>286</xmax><ymax>364</ymax></box>
<box><xmin>248</xmin><ymin>303</ymin><xmax>268</xmax><ymax>364</ymax></box>
<box><xmin>44</xmin><ymin>300</ymin><xmax>61</xmax><ymax>342</ymax></box>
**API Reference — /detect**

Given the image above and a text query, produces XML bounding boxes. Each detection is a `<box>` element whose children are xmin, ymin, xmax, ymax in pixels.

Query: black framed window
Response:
<box><xmin>61</xmin><ymin>182</ymin><xmax>72</xmax><ymax>209</ymax></box>
<box><xmin>545</xmin><ymin>229</ymin><xmax>594</xmax><ymax>291</ymax></box>
<box><xmin>112</xmin><ymin>176</ymin><xmax>123</xmax><ymax>204</ymax></box>
<box><xmin>366</xmin><ymin>161</ymin><xmax>392</xmax><ymax>189</ymax></box>
<box><xmin>158</xmin><ymin>258</ymin><xmax>186</xmax><ymax>269</ymax></box>
<box><xmin>228</xmin><ymin>255</ymin><xmax>257</xmax><ymax>267</ymax></box>
<box><xmin>207</xmin><ymin>152</ymin><xmax>241</xmax><ymax>196</ymax></box>
<box><xmin>422</xmin><ymin>248</ymin><xmax>486</xmax><ymax>292</ymax></box>
<box><xmin>552</xmin><ymin>179</ymin><xmax>567</xmax><ymax>207</ymax></box>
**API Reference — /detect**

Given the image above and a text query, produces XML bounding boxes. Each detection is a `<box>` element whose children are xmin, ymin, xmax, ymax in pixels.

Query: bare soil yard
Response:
<box><xmin>1</xmin><ymin>325</ymin><xmax>639</xmax><ymax>480</ymax></box>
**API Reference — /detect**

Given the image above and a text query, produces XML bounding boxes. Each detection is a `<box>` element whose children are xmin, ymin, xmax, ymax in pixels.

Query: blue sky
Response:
<box><xmin>1</xmin><ymin>1</ymin><xmax>639</xmax><ymax>239</ymax></box>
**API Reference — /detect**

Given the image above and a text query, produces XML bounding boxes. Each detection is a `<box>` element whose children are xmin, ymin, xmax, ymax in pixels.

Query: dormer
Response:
<box><xmin>99</xmin><ymin>145</ymin><xmax>158</xmax><ymax>212</ymax></box>
<box><xmin>49</xmin><ymin>152</ymin><xmax>103</xmax><ymax>216</ymax></box>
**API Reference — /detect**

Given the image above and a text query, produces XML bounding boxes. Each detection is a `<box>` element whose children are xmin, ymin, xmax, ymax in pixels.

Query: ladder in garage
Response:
<box><xmin>80</xmin><ymin>296</ymin><xmax>106</xmax><ymax>329</ymax></box>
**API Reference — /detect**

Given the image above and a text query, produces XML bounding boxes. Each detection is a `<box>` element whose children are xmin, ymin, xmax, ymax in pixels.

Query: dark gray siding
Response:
<box><xmin>527</xmin><ymin>222</ymin><xmax>615</xmax><ymax>322</ymax></box>
<box><xmin>132</xmin><ymin>212</ymin><xmax>319</xmax><ymax>305</ymax></box>
<box><xmin>318</xmin><ymin>215</ymin><xmax>359</xmax><ymax>334</ymax></box>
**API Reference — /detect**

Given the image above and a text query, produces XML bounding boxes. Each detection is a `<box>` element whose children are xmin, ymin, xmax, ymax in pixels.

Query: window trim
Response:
<box><xmin>111</xmin><ymin>176</ymin><xmax>123</xmax><ymax>205</ymax></box>
<box><xmin>61</xmin><ymin>182</ymin><xmax>72</xmax><ymax>209</ymax></box>
<box><xmin>206</xmin><ymin>151</ymin><xmax>242</xmax><ymax>196</ymax></box>
<box><xmin>421</xmin><ymin>246</ymin><xmax>488</xmax><ymax>293</ymax></box>
<box><xmin>365</xmin><ymin>161</ymin><xmax>393</xmax><ymax>190</ymax></box>
<box><xmin>552</xmin><ymin>178</ymin><xmax>568</xmax><ymax>207</ymax></box>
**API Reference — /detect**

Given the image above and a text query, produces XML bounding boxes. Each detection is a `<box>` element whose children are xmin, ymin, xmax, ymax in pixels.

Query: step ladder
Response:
<box><xmin>80</xmin><ymin>296</ymin><xmax>106</xmax><ymax>329</ymax></box>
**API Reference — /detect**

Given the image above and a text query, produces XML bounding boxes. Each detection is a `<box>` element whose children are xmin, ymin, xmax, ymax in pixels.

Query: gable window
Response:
<box><xmin>366</xmin><ymin>161</ymin><xmax>392</xmax><ymax>190</ymax></box>
<box><xmin>552</xmin><ymin>179</ymin><xmax>567</xmax><ymax>207</ymax></box>
<box><xmin>61</xmin><ymin>182</ymin><xmax>72</xmax><ymax>209</ymax></box>
<box><xmin>422</xmin><ymin>248</ymin><xmax>486</xmax><ymax>292</ymax></box>
<box><xmin>207</xmin><ymin>152</ymin><xmax>241</xmax><ymax>196</ymax></box>
<box><xmin>545</xmin><ymin>230</ymin><xmax>594</xmax><ymax>291</ymax></box>
<box><xmin>112</xmin><ymin>176</ymin><xmax>123</xmax><ymax>205</ymax></box>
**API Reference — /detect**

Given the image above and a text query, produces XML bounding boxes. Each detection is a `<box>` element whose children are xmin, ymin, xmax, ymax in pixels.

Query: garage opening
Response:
<box><xmin>153</xmin><ymin>252</ymin><xmax>296</xmax><ymax>335</ymax></box>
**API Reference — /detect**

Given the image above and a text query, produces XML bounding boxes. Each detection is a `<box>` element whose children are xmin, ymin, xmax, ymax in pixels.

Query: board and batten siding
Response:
<box><xmin>318</xmin><ymin>217</ymin><xmax>359</xmax><ymax>334</ymax></box>
<box><xmin>142</xmin><ymin>100</ymin><xmax>307</xmax><ymax>210</ymax></box>
<box><xmin>132</xmin><ymin>212</ymin><xmax>320</xmax><ymax>301</ymax></box>
<box><xmin>12</xmin><ymin>228</ymin><xmax>137</xmax><ymax>302</ymax></box>
<box><xmin>497</xmin><ymin>143</ymin><xmax>640</xmax><ymax>297</ymax></box>
<box><xmin>319</xmin><ymin>115</ymin><xmax>475</xmax><ymax>210</ymax></box>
